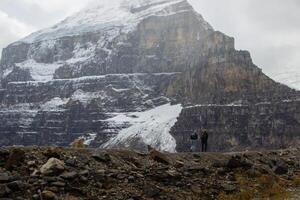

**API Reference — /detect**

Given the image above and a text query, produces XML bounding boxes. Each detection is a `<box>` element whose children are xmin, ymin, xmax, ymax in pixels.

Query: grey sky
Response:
<box><xmin>0</xmin><ymin>0</ymin><xmax>299</xmax><ymax>83</ymax></box>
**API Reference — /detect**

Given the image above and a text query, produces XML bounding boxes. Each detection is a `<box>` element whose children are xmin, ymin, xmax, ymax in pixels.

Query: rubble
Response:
<box><xmin>0</xmin><ymin>147</ymin><xmax>299</xmax><ymax>199</ymax></box>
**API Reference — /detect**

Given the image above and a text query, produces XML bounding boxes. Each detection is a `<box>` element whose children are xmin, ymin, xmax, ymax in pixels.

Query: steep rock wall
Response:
<box><xmin>171</xmin><ymin>100</ymin><xmax>300</xmax><ymax>152</ymax></box>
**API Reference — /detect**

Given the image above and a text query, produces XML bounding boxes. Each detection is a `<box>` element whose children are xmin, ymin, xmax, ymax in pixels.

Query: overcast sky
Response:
<box><xmin>0</xmin><ymin>0</ymin><xmax>299</xmax><ymax>81</ymax></box>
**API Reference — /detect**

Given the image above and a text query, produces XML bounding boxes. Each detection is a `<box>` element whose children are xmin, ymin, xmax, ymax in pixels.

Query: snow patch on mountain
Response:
<box><xmin>41</xmin><ymin>97</ymin><xmax>69</xmax><ymax>111</ymax></box>
<box><xmin>80</xmin><ymin>133</ymin><xmax>98</xmax><ymax>146</ymax></box>
<box><xmin>15</xmin><ymin>59</ymin><xmax>62</xmax><ymax>82</ymax></box>
<box><xmin>102</xmin><ymin>103</ymin><xmax>182</xmax><ymax>152</ymax></box>
<box><xmin>71</xmin><ymin>89</ymin><xmax>106</xmax><ymax>107</ymax></box>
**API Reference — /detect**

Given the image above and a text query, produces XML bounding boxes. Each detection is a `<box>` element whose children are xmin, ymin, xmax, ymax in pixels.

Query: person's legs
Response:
<box><xmin>201</xmin><ymin>141</ymin><xmax>204</xmax><ymax>152</ymax></box>
<box><xmin>191</xmin><ymin>140</ymin><xmax>196</xmax><ymax>152</ymax></box>
<box><xmin>204</xmin><ymin>141</ymin><xmax>208</xmax><ymax>152</ymax></box>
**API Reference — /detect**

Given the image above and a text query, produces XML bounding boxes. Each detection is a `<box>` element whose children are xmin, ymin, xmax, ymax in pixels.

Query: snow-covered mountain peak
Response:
<box><xmin>20</xmin><ymin>0</ymin><xmax>199</xmax><ymax>43</ymax></box>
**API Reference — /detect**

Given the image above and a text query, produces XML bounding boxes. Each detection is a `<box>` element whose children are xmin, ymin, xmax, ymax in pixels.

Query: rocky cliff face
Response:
<box><xmin>0</xmin><ymin>0</ymin><xmax>299</xmax><ymax>151</ymax></box>
<box><xmin>171</xmin><ymin>100</ymin><xmax>300</xmax><ymax>152</ymax></box>
<box><xmin>0</xmin><ymin>73</ymin><xmax>178</xmax><ymax>147</ymax></box>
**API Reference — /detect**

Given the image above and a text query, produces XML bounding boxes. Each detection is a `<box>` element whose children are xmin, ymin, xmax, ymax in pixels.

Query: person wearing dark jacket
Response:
<box><xmin>201</xmin><ymin>129</ymin><xmax>208</xmax><ymax>152</ymax></box>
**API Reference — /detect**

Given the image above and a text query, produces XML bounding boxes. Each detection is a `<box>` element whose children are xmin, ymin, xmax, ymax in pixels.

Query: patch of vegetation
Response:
<box><xmin>218</xmin><ymin>174</ymin><xmax>291</xmax><ymax>200</ymax></box>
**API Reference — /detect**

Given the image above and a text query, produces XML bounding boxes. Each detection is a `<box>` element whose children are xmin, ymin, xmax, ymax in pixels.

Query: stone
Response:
<box><xmin>27</xmin><ymin>161</ymin><xmax>36</xmax><ymax>166</ymax></box>
<box><xmin>5</xmin><ymin>149</ymin><xmax>25</xmax><ymax>169</ymax></box>
<box><xmin>0</xmin><ymin>148</ymin><xmax>9</xmax><ymax>162</ymax></box>
<box><xmin>247</xmin><ymin>167</ymin><xmax>262</xmax><ymax>178</ymax></box>
<box><xmin>30</xmin><ymin>170</ymin><xmax>40</xmax><ymax>177</ymax></box>
<box><xmin>61</xmin><ymin>171</ymin><xmax>77</xmax><ymax>180</ymax></box>
<box><xmin>40</xmin><ymin>158</ymin><xmax>65</xmax><ymax>175</ymax></box>
<box><xmin>174</xmin><ymin>160</ymin><xmax>184</xmax><ymax>168</ymax></box>
<box><xmin>0</xmin><ymin>184</ymin><xmax>11</xmax><ymax>197</ymax></box>
<box><xmin>212</xmin><ymin>160</ymin><xmax>227</xmax><ymax>168</ymax></box>
<box><xmin>44</xmin><ymin>186</ymin><xmax>59</xmax><ymax>193</ymax></box>
<box><xmin>42</xmin><ymin>190</ymin><xmax>58</xmax><ymax>200</ymax></box>
<box><xmin>65</xmin><ymin>158</ymin><xmax>76</xmax><ymax>166</ymax></box>
<box><xmin>79</xmin><ymin>176</ymin><xmax>88</xmax><ymax>183</ymax></box>
<box><xmin>128</xmin><ymin>176</ymin><xmax>135</xmax><ymax>182</ymax></box>
<box><xmin>44</xmin><ymin>148</ymin><xmax>61</xmax><ymax>159</ymax></box>
<box><xmin>143</xmin><ymin>184</ymin><xmax>161</xmax><ymax>198</ymax></box>
<box><xmin>222</xmin><ymin>183</ymin><xmax>237</xmax><ymax>193</ymax></box>
<box><xmin>7</xmin><ymin>181</ymin><xmax>26</xmax><ymax>191</ymax></box>
<box><xmin>92</xmin><ymin>151</ymin><xmax>111</xmax><ymax>162</ymax></box>
<box><xmin>78</xmin><ymin>170</ymin><xmax>89</xmax><ymax>176</ymax></box>
<box><xmin>273</xmin><ymin>160</ymin><xmax>288</xmax><ymax>175</ymax></box>
<box><xmin>65</xmin><ymin>195</ymin><xmax>81</xmax><ymax>200</ymax></box>
<box><xmin>51</xmin><ymin>181</ymin><xmax>66</xmax><ymax>187</ymax></box>
<box><xmin>32</xmin><ymin>194</ymin><xmax>39</xmax><ymax>200</ymax></box>
<box><xmin>149</xmin><ymin>149</ymin><xmax>172</xmax><ymax>165</ymax></box>
<box><xmin>0</xmin><ymin>173</ymin><xmax>11</xmax><ymax>183</ymax></box>
<box><xmin>226</xmin><ymin>155</ymin><xmax>253</xmax><ymax>169</ymax></box>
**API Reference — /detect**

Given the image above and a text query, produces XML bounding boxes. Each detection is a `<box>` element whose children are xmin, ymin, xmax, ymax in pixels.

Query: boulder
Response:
<box><xmin>92</xmin><ymin>151</ymin><xmax>111</xmax><ymax>162</ymax></box>
<box><xmin>40</xmin><ymin>158</ymin><xmax>65</xmax><ymax>175</ymax></box>
<box><xmin>149</xmin><ymin>149</ymin><xmax>172</xmax><ymax>165</ymax></box>
<box><xmin>0</xmin><ymin>173</ymin><xmax>12</xmax><ymax>183</ymax></box>
<box><xmin>273</xmin><ymin>160</ymin><xmax>288</xmax><ymax>175</ymax></box>
<box><xmin>42</xmin><ymin>190</ymin><xmax>58</xmax><ymax>200</ymax></box>
<box><xmin>5</xmin><ymin>149</ymin><xmax>25</xmax><ymax>169</ymax></box>
<box><xmin>226</xmin><ymin>155</ymin><xmax>253</xmax><ymax>169</ymax></box>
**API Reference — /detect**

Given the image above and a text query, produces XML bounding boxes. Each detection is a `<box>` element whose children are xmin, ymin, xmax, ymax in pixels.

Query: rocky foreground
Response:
<box><xmin>1</xmin><ymin>147</ymin><xmax>300</xmax><ymax>200</ymax></box>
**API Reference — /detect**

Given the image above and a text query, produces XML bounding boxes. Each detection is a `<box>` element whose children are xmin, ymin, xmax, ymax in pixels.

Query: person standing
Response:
<box><xmin>201</xmin><ymin>129</ymin><xmax>209</xmax><ymax>152</ymax></box>
<box><xmin>190</xmin><ymin>130</ymin><xmax>199</xmax><ymax>152</ymax></box>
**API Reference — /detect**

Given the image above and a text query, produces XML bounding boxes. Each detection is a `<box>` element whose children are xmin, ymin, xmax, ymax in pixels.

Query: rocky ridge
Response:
<box><xmin>1</xmin><ymin>147</ymin><xmax>300</xmax><ymax>199</ymax></box>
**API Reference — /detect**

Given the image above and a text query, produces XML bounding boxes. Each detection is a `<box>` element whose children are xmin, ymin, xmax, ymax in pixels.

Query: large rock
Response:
<box><xmin>40</xmin><ymin>158</ymin><xmax>65</xmax><ymax>175</ymax></box>
<box><xmin>5</xmin><ymin>149</ymin><xmax>25</xmax><ymax>169</ymax></box>
<box><xmin>273</xmin><ymin>160</ymin><xmax>289</xmax><ymax>175</ymax></box>
<box><xmin>42</xmin><ymin>190</ymin><xmax>58</xmax><ymax>200</ymax></box>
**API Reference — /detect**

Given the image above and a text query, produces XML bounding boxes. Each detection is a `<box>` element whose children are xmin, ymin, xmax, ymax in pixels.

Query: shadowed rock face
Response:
<box><xmin>0</xmin><ymin>0</ymin><xmax>299</xmax><ymax>151</ymax></box>
<box><xmin>166</xmin><ymin>50</ymin><xmax>297</xmax><ymax>105</ymax></box>
<box><xmin>172</xmin><ymin>100</ymin><xmax>300</xmax><ymax>152</ymax></box>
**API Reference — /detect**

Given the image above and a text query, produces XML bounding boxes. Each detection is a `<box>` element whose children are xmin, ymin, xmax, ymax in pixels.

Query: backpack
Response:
<box><xmin>190</xmin><ymin>132</ymin><xmax>198</xmax><ymax>140</ymax></box>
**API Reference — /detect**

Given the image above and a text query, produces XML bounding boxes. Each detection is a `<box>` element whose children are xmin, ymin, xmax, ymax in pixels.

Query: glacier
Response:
<box><xmin>102</xmin><ymin>103</ymin><xmax>182</xmax><ymax>152</ymax></box>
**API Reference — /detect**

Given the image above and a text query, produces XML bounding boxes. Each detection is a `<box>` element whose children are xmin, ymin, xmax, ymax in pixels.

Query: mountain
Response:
<box><xmin>0</xmin><ymin>0</ymin><xmax>213</xmax><ymax>81</ymax></box>
<box><xmin>0</xmin><ymin>0</ymin><xmax>299</xmax><ymax>151</ymax></box>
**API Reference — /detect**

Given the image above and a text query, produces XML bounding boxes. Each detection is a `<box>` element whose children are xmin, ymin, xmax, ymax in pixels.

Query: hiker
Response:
<box><xmin>190</xmin><ymin>130</ymin><xmax>199</xmax><ymax>152</ymax></box>
<box><xmin>201</xmin><ymin>129</ymin><xmax>209</xmax><ymax>152</ymax></box>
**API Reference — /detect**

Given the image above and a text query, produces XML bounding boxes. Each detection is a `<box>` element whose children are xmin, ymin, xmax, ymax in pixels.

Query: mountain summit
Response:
<box><xmin>22</xmin><ymin>0</ymin><xmax>211</xmax><ymax>43</ymax></box>
<box><xmin>0</xmin><ymin>0</ymin><xmax>299</xmax><ymax>151</ymax></box>
<box><xmin>1</xmin><ymin>0</ymin><xmax>214</xmax><ymax>81</ymax></box>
